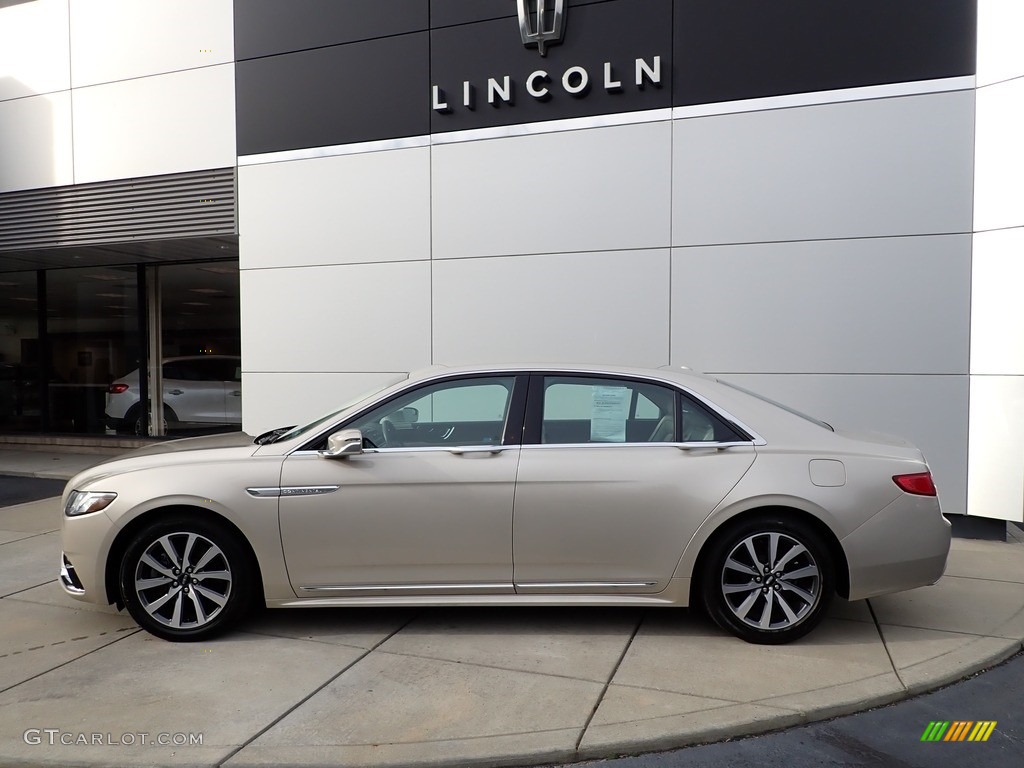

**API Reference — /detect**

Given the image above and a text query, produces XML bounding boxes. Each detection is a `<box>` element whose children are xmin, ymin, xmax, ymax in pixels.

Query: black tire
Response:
<box><xmin>119</xmin><ymin>516</ymin><xmax>254</xmax><ymax>642</ymax></box>
<box><xmin>124</xmin><ymin>404</ymin><xmax>175</xmax><ymax>436</ymax></box>
<box><xmin>701</xmin><ymin>515</ymin><xmax>834</xmax><ymax>645</ymax></box>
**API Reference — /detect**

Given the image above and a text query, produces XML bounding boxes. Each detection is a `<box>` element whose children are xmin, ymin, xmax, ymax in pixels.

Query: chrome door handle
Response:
<box><xmin>166</xmin><ymin>389</ymin><xmax>184</xmax><ymax>395</ymax></box>
<box><xmin>447</xmin><ymin>445</ymin><xmax>510</xmax><ymax>455</ymax></box>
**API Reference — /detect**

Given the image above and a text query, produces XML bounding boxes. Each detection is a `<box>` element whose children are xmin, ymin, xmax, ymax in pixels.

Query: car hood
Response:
<box><xmin>127</xmin><ymin>431</ymin><xmax>255</xmax><ymax>457</ymax></box>
<box><xmin>65</xmin><ymin>432</ymin><xmax>259</xmax><ymax>493</ymax></box>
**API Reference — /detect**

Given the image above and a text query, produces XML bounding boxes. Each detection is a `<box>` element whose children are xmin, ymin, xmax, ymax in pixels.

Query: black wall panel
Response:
<box><xmin>429</xmin><ymin>0</ymin><xmax>606</xmax><ymax>29</ymax></box>
<box><xmin>235</xmin><ymin>33</ymin><xmax>430</xmax><ymax>155</ymax></box>
<box><xmin>674</xmin><ymin>0</ymin><xmax>977</xmax><ymax>106</ymax></box>
<box><xmin>234</xmin><ymin>0</ymin><xmax>428</xmax><ymax>60</ymax></box>
<box><xmin>430</xmin><ymin>0</ymin><xmax>672</xmax><ymax>133</ymax></box>
<box><xmin>234</xmin><ymin>0</ymin><xmax>977</xmax><ymax>155</ymax></box>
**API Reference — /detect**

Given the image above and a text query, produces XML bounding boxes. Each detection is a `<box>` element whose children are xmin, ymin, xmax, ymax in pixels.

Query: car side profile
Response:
<box><xmin>105</xmin><ymin>355</ymin><xmax>242</xmax><ymax>435</ymax></box>
<box><xmin>61</xmin><ymin>364</ymin><xmax>951</xmax><ymax>645</ymax></box>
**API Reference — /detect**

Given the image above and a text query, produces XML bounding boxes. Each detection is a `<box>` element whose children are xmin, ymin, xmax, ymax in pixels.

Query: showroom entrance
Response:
<box><xmin>0</xmin><ymin>257</ymin><xmax>240</xmax><ymax>438</ymax></box>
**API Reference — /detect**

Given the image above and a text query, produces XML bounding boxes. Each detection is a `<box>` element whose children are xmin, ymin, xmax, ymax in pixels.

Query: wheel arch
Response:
<box><xmin>688</xmin><ymin>505</ymin><xmax>851</xmax><ymax>608</ymax></box>
<box><xmin>104</xmin><ymin>504</ymin><xmax>264</xmax><ymax>608</ymax></box>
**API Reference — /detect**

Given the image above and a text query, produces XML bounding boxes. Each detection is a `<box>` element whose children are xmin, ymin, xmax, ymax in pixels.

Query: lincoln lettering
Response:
<box><xmin>432</xmin><ymin>55</ymin><xmax>661</xmax><ymax>112</ymax></box>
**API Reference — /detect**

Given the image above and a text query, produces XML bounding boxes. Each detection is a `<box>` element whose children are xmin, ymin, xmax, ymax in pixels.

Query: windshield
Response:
<box><xmin>264</xmin><ymin>374</ymin><xmax>410</xmax><ymax>444</ymax></box>
<box><xmin>716</xmin><ymin>380</ymin><xmax>834</xmax><ymax>431</ymax></box>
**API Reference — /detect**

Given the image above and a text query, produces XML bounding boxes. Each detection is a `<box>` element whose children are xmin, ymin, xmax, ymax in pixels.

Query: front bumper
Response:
<box><xmin>842</xmin><ymin>492</ymin><xmax>952</xmax><ymax>601</ymax></box>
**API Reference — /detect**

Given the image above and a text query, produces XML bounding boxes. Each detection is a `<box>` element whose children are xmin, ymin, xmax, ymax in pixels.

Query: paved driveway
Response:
<box><xmin>1</xmin><ymin>493</ymin><xmax>1023</xmax><ymax>768</ymax></box>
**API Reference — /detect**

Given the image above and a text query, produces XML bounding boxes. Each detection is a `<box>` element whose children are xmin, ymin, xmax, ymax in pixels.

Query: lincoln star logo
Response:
<box><xmin>518</xmin><ymin>0</ymin><xmax>566</xmax><ymax>57</ymax></box>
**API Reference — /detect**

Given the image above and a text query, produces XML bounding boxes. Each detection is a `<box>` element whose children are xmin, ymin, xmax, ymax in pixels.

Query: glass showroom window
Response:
<box><xmin>0</xmin><ymin>271</ymin><xmax>41</xmax><ymax>432</ymax></box>
<box><xmin>47</xmin><ymin>267</ymin><xmax>140</xmax><ymax>434</ymax></box>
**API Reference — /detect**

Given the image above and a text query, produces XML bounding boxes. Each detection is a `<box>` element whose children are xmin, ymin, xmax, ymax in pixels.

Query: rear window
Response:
<box><xmin>716</xmin><ymin>380</ymin><xmax>833</xmax><ymax>431</ymax></box>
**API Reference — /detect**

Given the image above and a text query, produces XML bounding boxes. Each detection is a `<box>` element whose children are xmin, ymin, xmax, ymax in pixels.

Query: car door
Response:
<box><xmin>512</xmin><ymin>373</ymin><xmax>756</xmax><ymax>594</ymax></box>
<box><xmin>162</xmin><ymin>359</ymin><xmax>227</xmax><ymax>425</ymax></box>
<box><xmin>278</xmin><ymin>374</ymin><xmax>526</xmax><ymax>595</ymax></box>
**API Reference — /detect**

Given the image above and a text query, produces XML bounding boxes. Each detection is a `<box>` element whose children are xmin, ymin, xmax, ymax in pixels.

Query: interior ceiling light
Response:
<box><xmin>96</xmin><ymin>292</ymin><xmax>124</xmax><ymax>298</ymax></box>
<box><xmin>0</xmin><ymin>281</ymin><xmax>19</xmax><ymax>286</ymax></box>
<box><xmin>13</xmin><ymin>297</ymin><xmax>36</xmax><ymax>302</ymax></box>
<box><xmin>189</xmin><ymin>288</ymin><xmax>224</xmax><ymax>294</ymax></box>
<box><xmin>198</xmin><ymin>266</ymin><xmax>238</xmax><ymax>275</ymax></box>
<box><xmin>84</xmin><ymin>274</ymin><xmax>127</xmax><ymax>281</ymax></box>
<box><xmin>182</xmin><ymin>301</ymin><xmax>210</xmax><ymax>306</ymax></box>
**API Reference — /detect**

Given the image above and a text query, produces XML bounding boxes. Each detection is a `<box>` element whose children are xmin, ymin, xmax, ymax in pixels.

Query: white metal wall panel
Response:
<box><xmin>72</xmin><ymin>65</ymin><xmax>236</xmax><ymax>185</ymax></box>
<box><xmin>431</xmin><ymin>249</ymin><xmax>670</xmax><ymax>367</ymax></box>
<box><xmin>431</xmin><ymin>121</ymin><xmax>672</xmax><ymax>260</ymax></box>
<box><xmin>0</xmin><ymin>92</ymin><xmax>74</xmax><ymax>193</ymax></box>
<box><xmin>974</xmin><ymin>77</ymin><xmax>1024</xmax><ymax>233</ymax></box>
<box><xmin>0</xmin><ymin>0</ymin><xmax>70</xmax><ymax>101</ymax></box>
<box><xmin>241</xmin><ymin>371</ymin><xmax>406</xmax><ymax>437</ymax></box>
<box><xmin>672</xmin><ymin>91</ymin><xmax>976</xmax><ymax>246</ymax></box>
<box><xmin>238</xmin><ymin>148</ymin><xmax>430</xmax><ymax>270</ymax></box>
<box><xmin>240</xmin><ymin>262</ymin><xmax>431</xmax><ymax>374</ymax></box>
<box><xmin>69</xmin><ymin>0</ymin><xmax>234</xmax><ymax>88</ymax></box>
<box><xmin>670</xmin><ymin>235</ymin><xmax>971</xmax><ymax>375</ymax></box>
<box><xmin>971</xmin><ymin>228</ymin><xmax>1024</xmax><ymax>376</ymax></box>
<box><xmin>967</xmin><ymin>375</ymin><xmax>1024</xmax><ymax>522</ymax></box>
<box><xmin>718</xmin><ymin>373</ymin><xmax>969</xmax><ymax>517</ymax></box>
<box><xmin>976</xmin><ymin>0</ymin><xmax>1024</xmax><ymax>87</ymax></box>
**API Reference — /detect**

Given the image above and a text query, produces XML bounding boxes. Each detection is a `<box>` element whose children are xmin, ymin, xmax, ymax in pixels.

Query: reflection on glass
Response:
<box><xmin>157</xmin><ymin>261</ymin><xmax>241</xmax><ymax>436</ymax></box>
<box><xmin>0</xmin><ymin>271</ymin><xmax>41</xmax><ymax>431</ymax></box>
<box><xmin>47</xmin><ymin>266</ymin><xmax>140</xmax><ymax>434</ymax></box>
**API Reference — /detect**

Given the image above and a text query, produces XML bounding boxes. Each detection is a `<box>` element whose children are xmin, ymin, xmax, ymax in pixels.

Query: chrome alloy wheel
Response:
<box><xmin>720</xmin><ymin>531</ymin><xmax>821</xmax><ymax>631</ymax></box>
<box><xmin>133</xmin><ymin>532</ymin><xmax>233</xmax><ymax>630</ymax></box>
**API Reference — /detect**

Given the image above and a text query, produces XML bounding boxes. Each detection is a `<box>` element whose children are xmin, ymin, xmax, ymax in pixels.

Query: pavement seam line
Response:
<box><xmin>868</xmin><ymin>598</ymin><xmax>907</xmax><ymax>692</ymax></box>
<box><xmin>0</xmin><ymin>578</ymin><xmax>61</xmax><ymax>600</ymax></box>
<box><xmin>0</xmin><ymin>628</ymin><xmax>141</xmax><ymax>696</ymax></box>
<box><xmin>368</xmin><ymin>646</ymin><xmax>616</xmax><ymax>686</ymax></box>
<box><xmin>0</xmin><ymin>528</ymin><xmax>60</xmax><ymax>546</ymax></box>
<box><xmin>215</xmin><ymin>611</ymin><xmax>421</xmax><ymax>767</ymax></box>
<box><xmin>574</xmin><ymin>611</ymin><xmax>645</xmax><ymax>752</ymax></box>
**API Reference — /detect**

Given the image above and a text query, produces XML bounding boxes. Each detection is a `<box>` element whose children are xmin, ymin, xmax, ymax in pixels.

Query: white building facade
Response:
<box><xmin>0</xmin><ymin>0</ymin><xmax>1021</xmax><ymax>525</ymax></box>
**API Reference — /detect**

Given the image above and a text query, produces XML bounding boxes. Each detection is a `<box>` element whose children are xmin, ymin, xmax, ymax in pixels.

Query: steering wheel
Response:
<box><xmin>380</xmin><ymin>418</ymin><xmax>402</xmax><ymax>448</ymax></box>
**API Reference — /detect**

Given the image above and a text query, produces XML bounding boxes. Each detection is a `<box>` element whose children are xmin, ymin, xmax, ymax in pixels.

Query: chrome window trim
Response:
<box><xmin>288</xmin><ymin>367</ymin><xmax>766</xmax><ymax>455</ymax></box>
<box><xmin>521</xmin><ymin>441</ymin><xmax>755</xmax><ymax>450</ymax></box>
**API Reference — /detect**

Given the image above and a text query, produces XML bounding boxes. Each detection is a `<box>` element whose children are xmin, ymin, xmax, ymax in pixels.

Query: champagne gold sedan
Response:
<box><xmin>60</xmin><ymin>364</ymin><xmax>951</xmax><ymax>644</ymax></box>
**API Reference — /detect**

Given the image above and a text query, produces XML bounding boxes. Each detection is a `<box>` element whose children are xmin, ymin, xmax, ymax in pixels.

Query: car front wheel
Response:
<box><xmin>701</xmin><ymin>516</ymin><xmax>834</xmax><ymax>645</ymax></box>
<box><xmin>119</xmin><ymin>517</ymin><xmax>253</xmax><ymax>642</ymax></box>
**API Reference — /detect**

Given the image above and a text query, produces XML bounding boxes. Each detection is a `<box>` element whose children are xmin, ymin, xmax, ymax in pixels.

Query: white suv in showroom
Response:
<box><xmin>105</xmin><ymin>355</ymin><xmax>241</xmax><ymax>435</ymax></box>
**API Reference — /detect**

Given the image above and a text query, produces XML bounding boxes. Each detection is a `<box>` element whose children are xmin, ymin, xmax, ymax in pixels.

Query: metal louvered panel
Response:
<box><xmin>0</xmin><ymin>169</ymin><xmax>236</xmax><ymax>252</ymax></box>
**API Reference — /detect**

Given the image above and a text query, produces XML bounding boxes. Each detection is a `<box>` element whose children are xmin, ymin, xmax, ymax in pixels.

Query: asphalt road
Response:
<box><xmin>560</xmin><ymin>651</ymin><xmax>1024</xmax><ymax>768</ymax></box>
<box><xmin>0</xmin><ymin>474</ymin><xmax>66</xmax><ymax>507</ymax></box>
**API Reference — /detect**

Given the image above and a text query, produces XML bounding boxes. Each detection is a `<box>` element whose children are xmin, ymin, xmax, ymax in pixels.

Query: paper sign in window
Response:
<box><xmin>591</xmin><ymin>386</ymin><xmax>629</xmax><ymax>442</ymax></box>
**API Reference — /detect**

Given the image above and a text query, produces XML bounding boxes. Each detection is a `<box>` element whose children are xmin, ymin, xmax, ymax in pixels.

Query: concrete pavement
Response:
<box><xmin>1</xmin><ymin>447</ymin><xmax>1023</xmax><ymax>767</ymax></box>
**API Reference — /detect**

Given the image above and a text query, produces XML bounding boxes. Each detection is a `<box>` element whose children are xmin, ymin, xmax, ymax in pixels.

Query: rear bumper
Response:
<box><xmin>842</xmin><ymin>492</ymin><xmax>951</xmax><ymax>601</ymax></box>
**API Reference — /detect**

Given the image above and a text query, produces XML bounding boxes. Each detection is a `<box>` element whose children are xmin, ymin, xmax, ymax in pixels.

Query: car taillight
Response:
<box><xmin>893</xmin><ymin>471</ymin><xmax>937</xmax><ymax>496</ymax></box>
<box><xmin>107</xmin><ymin>383</ymin><xmax>129</xmax><ymax>394</ymax></box>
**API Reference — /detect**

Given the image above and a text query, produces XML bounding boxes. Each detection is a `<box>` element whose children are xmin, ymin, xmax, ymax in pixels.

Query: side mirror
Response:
<box><xmin>319</xmin><ymin>428</ymin><xmax>364</xmax><ymax>459</ymax></box>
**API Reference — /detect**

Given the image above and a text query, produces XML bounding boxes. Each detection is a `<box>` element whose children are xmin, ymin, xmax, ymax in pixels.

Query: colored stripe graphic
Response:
<box><xmin>921</xmin><ymin>721</ymin><xmax>996</xmax><ymax>742</ymax></box>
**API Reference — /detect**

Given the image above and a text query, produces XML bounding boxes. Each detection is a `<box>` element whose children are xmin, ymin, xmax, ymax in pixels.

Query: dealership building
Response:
<box><xmin>0</xmin><ymin>0</ymin><xmax>1020</xmax><ymax>526</ymax></box>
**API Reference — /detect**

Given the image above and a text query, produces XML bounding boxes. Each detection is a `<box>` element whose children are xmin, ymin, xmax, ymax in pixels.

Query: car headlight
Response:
<box><xmin>64</xmin><ymin>491</ymin><xmax>118</xmax><ymax>517</ymax></box>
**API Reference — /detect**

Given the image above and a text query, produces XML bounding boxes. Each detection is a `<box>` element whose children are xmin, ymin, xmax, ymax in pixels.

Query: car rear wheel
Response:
<box><xmin>122</xmin><ymin>404</ymin><xmax>175</xmax><ymax>436</ymax></box>
<box><xmin>119</xmin><ymin>517</ymin><xmax>254</xmax><ymax>642</ymax></box>
<box><xmin>701</xmin><ymin>516</ymin><xmax>834</xmax><ymax>645</ymax></box>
